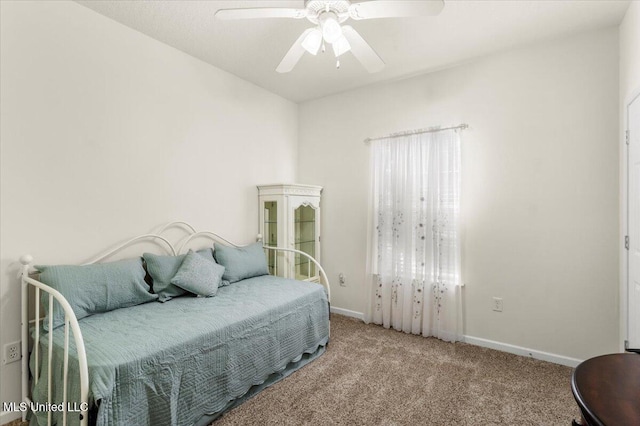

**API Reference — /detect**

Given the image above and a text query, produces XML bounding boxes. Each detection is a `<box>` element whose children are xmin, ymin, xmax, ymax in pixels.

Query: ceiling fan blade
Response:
<box><xmin>215</xmin><ymin>8</ymin><xmax>307</xmax><ymax>20</ymax></box>
<box><xmin>276</xmin><ymin>28</ymin><xmax>315</xmax><ymax>73</ymax></box>
<box><xmin>349</xmin><ymin>0</ymin><xmax>444</xmax><ymax>20</ymax></box>
<box><xmin>341</xmin><ymin>25</ymin><xmax>385</xmax><ymax>73</ymax></box>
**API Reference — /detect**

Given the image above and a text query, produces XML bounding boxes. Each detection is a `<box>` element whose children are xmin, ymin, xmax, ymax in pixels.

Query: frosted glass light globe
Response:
<box><xmin>302</xmin><ymin>28</ymin><xmax>323</xmax><ymax>55</ymax></box>
<box><xmin>319</xmin><ymin>12</ymin><xmax>342</xmax><ymax>44</ymax></box>
<box><xmin>332</xmin><ymin>35</ymin><xmax>351</xmax><ymax>57</ymax></box>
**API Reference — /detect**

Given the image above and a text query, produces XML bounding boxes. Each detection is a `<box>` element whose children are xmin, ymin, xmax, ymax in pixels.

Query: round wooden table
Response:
<box><xmin>571</xmin><ymin>353</ymin><xmax>640</xmax><ymax>425</ymax></box>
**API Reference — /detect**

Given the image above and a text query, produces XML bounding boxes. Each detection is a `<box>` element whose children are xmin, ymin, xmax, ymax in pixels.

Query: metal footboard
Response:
<box><xmin>20</xmin><ymin>233</ymin><xmax>176</xmax><ymax>426</ymax></box>
<box><xmin>20</xmin><ymin>255</ymin><xmax>90</xmax><ymax>426</ymax></box>
<box><xmin>261</xmin><ymin>245</ymin><xmax>331</xmax><ymax>303</ymax></box>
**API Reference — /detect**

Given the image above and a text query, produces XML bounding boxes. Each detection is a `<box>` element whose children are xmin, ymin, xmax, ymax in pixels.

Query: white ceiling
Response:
<box><xmin>76</xmin><ymin>0</ymin><xmax>630</xmax><ymax>103</ymax></box>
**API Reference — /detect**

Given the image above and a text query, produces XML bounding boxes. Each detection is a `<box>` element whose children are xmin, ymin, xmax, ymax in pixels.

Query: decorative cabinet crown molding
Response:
<box><xmin>257</xmin><ymin>184</ymin><xmax>323</xmax><ymax>197</ymax></box>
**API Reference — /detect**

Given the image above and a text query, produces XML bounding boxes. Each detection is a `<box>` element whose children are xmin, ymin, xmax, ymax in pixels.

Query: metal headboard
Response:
<box><xmin>173</xmin><ymin>222</ymin><xmax>331</xmax><ymax>303</ymax></box>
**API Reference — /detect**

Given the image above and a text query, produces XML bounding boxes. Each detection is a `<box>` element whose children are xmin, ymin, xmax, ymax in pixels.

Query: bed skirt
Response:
<box><xmin>194</xmin><ymin>343</ymin><xmax>326</xmax><ymax>425</ymax></box>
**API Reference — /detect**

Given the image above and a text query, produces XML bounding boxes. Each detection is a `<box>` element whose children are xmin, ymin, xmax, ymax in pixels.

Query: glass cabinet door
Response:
<box><xmin>264</xmin><ymin>201</ymin><xmax>277</xmax><ymax>275</ymax></box>
<box><xmin>294</xmin><ymin>205</ymin><xmax>316</xmax><ymax>280</ymax></box>
<box><xmin>259</xmin><ymin>184</ymin><xmax>322</xmax><ymax>282</ymax></box>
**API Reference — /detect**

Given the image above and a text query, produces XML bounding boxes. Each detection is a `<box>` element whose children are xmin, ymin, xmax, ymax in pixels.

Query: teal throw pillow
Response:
<box><xmin>36</xmin><ymin>258</ymin><xmax>157</xmax><ymax>330</ymax></box>
<box><xmin>143</xmin><ymin>249</ymin><xmax>215</xmax><ymax>302</ymax></box>
<box><xmin>214</xmin><ymin>242</ymin><xmax>269</xmax><ymax>283</ymax></box>
<box><xmin>171</xmin><ymin>250</ymin><xmax>225</xmax><ymax>297</ymax></box>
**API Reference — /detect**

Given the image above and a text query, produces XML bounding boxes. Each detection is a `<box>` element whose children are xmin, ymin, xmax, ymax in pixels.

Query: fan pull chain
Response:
<box><xmin>322</xmin><ymin>42</ymin><xmax>326</xmax><ymax>53</ymax></box>
<box><xmin>336</xmin><ymin>59</ymin><xmax>340</xmax><ymax>69</ymax></box>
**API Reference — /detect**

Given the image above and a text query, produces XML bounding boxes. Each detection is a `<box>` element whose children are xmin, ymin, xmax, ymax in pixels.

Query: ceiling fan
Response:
<box><xmin>215</xmin><ymin>0</ymin><xmax>445</xmax><ymax>73</ymax></box>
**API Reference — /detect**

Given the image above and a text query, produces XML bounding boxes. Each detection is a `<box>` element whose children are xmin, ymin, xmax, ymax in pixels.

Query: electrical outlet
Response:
<box><xmin>4</xmin><ymin>341</ymin><xmax>21</xmax><ymax>364</ymax></box>
<box><xmin>339</xmin><ymin>273</ymin><xmax>346</xmax><ymax>287</ymax></box>
<box><xmin>492</xmin><ymin>297</ymin><xmax>503</xmax><ymax>312</ymax></box>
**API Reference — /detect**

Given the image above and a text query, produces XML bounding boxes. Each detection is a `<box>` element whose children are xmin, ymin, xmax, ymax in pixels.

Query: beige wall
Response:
<box><xmin>299</xmin><ymin>28</ymin><xmax>620</xmax><ymax>361</ymax></box>
<box><xmin>0</xmin><ymin>1</ymin><xmax>298</xmax><ymax>418</ymax></box>
<box><xmin>619</xmin><ymin>1</ymin><xmax>640</xmax><ymax>348</ymax></box>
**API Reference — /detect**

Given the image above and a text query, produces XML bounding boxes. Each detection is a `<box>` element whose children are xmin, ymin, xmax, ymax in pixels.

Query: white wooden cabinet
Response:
<box><xmin>258</xmin><ymin>184</ymin><xmax>322</xmax><ymax>282</ymax></box>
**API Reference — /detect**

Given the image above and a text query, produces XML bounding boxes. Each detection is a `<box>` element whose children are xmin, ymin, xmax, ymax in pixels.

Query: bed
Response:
<box><xmin>20</xmin><ymin>222</ymin><xmax>331</xmax><ymax>426</ymax></box>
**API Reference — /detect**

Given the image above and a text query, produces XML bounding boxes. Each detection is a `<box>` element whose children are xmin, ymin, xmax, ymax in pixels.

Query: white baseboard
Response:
<box><xmin>1</xmin><ymin>410</ymin><xmax>22</xmax><ymax>425</ymax></box>
<box><xmin>464</xmin><ymin>335</ymin><xmax>583</xmax><ymax>367</ymax></box>
<box><xmin>328</xmin><ymin>309</ymin><xmax>580</xmax><ymax>367</ymax></box>
<box><xmin>330</xmin><ymin>306</ymin><xmax>365</xmax><ymax>321</ymax></box>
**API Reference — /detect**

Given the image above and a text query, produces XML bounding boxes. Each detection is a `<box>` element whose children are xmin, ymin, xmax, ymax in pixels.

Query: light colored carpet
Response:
<box><xmin>215</xmin><ymin>314</ymin><xmax>580</xmax><ymax>425</ymax></box>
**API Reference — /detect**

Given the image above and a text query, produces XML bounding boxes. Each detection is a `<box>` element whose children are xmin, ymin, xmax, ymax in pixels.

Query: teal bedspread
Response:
<box><xmin>30</xmin><ymin>275</ymin><xmax>329</xmax><ymax>426</ymax></box>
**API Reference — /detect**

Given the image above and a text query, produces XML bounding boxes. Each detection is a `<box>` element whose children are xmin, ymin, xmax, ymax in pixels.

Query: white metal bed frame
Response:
<box><xmin>20</xmin><ymin>221</ymin><xmax>331</xmax><ymax>426</ymax></box>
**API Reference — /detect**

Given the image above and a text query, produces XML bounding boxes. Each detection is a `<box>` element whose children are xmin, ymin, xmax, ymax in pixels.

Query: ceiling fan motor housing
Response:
<box><xmin>305</xmin><ymin>0</ymin><xmax>351</xmax><ymax>24</ymax></box>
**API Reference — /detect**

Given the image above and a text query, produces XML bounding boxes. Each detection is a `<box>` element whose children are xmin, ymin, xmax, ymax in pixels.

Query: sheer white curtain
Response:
<box><xmin>365</xmin><ymin>128</ymin><xmax>462</xmax><ymax>342</ymax></box>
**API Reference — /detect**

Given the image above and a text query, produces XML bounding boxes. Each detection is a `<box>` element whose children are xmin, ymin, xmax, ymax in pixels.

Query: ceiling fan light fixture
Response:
<box><xmin>332</xmin><ymin>34</ymin><xmax>351</xmax><ymax>57</ymax></box>
<box><xmin>319</xmin><ymin>12</ymin><xmax>342</xmax><ymax>44</ymax></box>
<box><xmin>301</xmin><ymin>28</ymin><xmax>323</xmax><ymax>55</ymax></box>
<box><xmin>216</xmin><ymin>0</ymin><xmax>447</xmax><ymax>73</ymax></box>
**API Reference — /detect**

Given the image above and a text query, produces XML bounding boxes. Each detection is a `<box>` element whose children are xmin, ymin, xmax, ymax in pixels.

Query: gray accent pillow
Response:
<box><xmin>171</xmin><ymin>250</ymin><xmax>225</xmax><ymax>297</ymax></box>
<box><xmin>214</xmin><ymin>242</ymin><xmax>270</xmax><ymax>283</ymax></box>
<box><xmin>143</xmin><ymin>249</ymin><xmax>214</xmax><ymax>302</ymax></box>
<box><xmin>36</xmin><ymin>258</ymin><xmax>157</xmax><ymax>330</ymax></box>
